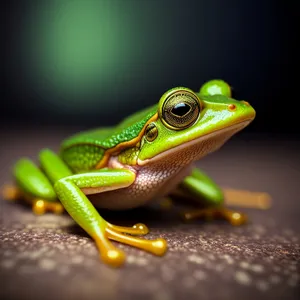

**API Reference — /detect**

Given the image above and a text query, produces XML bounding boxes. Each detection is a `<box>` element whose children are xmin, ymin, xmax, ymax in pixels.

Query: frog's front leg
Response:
<box><xmin>54</xmin><ymin>169</ymin><xmax>167</xmax><ymax>267</ymax></box>
<box><xmin>175</xmin><ymin>168</ymin><xmax>247</xmax><ymax>225</ymax></box>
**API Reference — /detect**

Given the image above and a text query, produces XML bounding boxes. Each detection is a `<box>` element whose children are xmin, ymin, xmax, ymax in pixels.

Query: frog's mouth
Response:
<box><xmin>137</xmin><ymin>119</ymin><xmax>252</xmax><ymax>166</ymax></box>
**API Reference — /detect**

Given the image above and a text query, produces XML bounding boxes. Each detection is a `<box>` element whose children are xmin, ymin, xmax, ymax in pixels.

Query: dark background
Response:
<box><xmin>1</xmin><ymin>2</ymin><xmax>300</xmax><ymax>300</ymax></box>
<box><xmin>2</xmin><ymin>0</ymin><xmax>299</xmax><ymax>134</ymax></box>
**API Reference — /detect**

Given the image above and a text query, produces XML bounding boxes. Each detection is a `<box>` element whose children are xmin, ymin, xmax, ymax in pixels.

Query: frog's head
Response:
<box><xmin>137</xmin><ymin>80</ymin><xmax>255</xmax><ymax>166</ymax></box>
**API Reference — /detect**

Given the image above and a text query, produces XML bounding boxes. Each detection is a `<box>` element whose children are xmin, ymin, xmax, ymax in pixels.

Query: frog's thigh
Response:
<box><xmin>54</xmin><ymin>169</ymin><xmax>167</xmax><ymax>267</ymax></box>
<box><xmin>11</xmin><ymin>157</ymin><xmax>63</xmax><ymax>215</ymax></box>
<box><xmin>178</xmin><ymin>168</ymin><xmax>247</xmax><ymax>226</ymax></box>
<box><xmin>180</xmin><ymin>168</ymin><xmax>224</xmax><ymax>206</ymax></box>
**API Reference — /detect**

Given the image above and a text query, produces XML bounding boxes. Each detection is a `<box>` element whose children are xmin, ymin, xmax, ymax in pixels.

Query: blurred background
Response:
<box><xmin>2</xmin><ymin>2</ymin><xmax>300</xmax><ymax>300</ymax></box>
<box><xmin>2</xmin><ymin>0</ymin><xmax>299</xmax><ymax>135</ymax></box>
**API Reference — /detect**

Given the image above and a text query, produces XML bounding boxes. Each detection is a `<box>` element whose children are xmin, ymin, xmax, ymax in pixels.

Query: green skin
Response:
<box><xmin>12</xmin><ymin>79</ymin><xmax>255</xmax><ymax>264</ymax></box>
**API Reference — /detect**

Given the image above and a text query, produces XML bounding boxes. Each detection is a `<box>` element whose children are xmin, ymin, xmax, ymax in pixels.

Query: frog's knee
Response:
<box><xmin>53</xmin><ymin>178</ymin><xmax>73</xmax><ymax>200</ymax></box>
<box><xmin>14</xmin><ymin>158</ymin><xmax>57</xmax><ymax>201</ymax></box>
<box><xmin>53</xmin><ymin>179</ymin><xmax>66</xmax><ymax>192</ymax></box>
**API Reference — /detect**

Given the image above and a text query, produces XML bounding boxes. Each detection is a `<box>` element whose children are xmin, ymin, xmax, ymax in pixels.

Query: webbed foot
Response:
<box><xmin>2</xmin><ymin>184</ymin><xmax>64</xmax><ymax>215</ymax></box>
<box><xmin>93</xmin><ymin>224</ymin><xmax>167</xmax><ymax>267</ymax></box>
<box><xmin>32</xmin><ymin>199</ymin><xmax>64</xmax><ymax>215</ymax></box>
<box><xmin>2</xmin><ymin>184</ymin><xmax>22</xmax><ymax>201</ymax></box>
<box><xmin>182</xmin><ymin>207</ymin><xmax>248</xmax><ymax>226</ymax></box>
<box><xmin>106</xmin><ymin>226</ymin><xmax>167</xmax><ymax>256</ymax></box>
<box><xmin>107</xmin><ymin>222</ymin><xmax>149</xmax><ymax>235</ymax></box>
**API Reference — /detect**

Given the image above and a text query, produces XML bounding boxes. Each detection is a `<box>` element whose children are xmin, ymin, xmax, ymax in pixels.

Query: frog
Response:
<box><xmin>3</xmin><ymin>79</ymin><xmax>256</xmax><ymax>267</ymax></box>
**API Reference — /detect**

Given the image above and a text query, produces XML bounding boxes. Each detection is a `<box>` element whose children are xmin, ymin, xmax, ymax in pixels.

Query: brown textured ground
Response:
<box><xmin>0</xmin><ymin>127</ymin><xmax>299</xmax><ymax>300</ymax></box>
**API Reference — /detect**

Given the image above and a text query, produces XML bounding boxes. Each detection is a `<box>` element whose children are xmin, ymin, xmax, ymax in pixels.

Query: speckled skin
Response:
<box><xmin>61</xmin><ymin>105</ymin><xmax>157</xmax><ymax>172</ymax></box>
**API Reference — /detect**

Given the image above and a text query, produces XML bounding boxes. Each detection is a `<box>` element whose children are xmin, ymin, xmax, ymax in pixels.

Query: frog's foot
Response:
<box><xmin>32</xmin><ymin>199</ymin><xmax>64</xmax><ymax>215</ymax></box>
<box><xmin>93</xmin><ymin>226</ymin><xmax>167</xmax><ymax>267</ymax></box>
<box><xmin>106</xmin><ymin>226</ymin><xmax>167</xmax><ymax>255</ymax></box>
<box><xmin>2</xmin><ymin>184</ymin><xmax>64</xmax><ymax>215</ymax></box>
<box><xmin>182</xmin><ymin>207</ymin><xmax>247</xmax><ymax>226</ymax></box>
<box><xmin>94</xmin><ymin>234</ymin><xmax>126</xmax><ymax>267</ymax></box>
<box><xmin>2</xmin><ymin>184</ymin><xmax>22</xmax><ymax>201</ymax></box>
<box><xmin>107</xmin><ymin>222</ymin><xmax>149</xmax><ymax>235</ymax></box>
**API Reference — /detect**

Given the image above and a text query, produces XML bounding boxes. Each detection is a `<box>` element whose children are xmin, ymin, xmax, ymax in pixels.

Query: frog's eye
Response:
<box><xmin>161</xmin><ymin>91</ymin><xmax>201</xmax><ymax>130</ymax></box>
<box><xmin>145</xmin><ymin>123</ymin><xmax>158</xmax><ymax>142</ymax></box>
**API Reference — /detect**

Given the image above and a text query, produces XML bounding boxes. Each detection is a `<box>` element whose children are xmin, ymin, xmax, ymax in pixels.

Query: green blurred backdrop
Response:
<box><xmin>3</xmin><ymin>0</ymin><xmax>298</xmax><ymax>133</ymax></box>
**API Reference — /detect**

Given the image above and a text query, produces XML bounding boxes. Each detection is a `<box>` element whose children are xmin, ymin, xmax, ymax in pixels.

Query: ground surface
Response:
<box><xmin>0</xmin><ymin>128</ymin><xmax>299</xmax><ymax>300</ymax></box>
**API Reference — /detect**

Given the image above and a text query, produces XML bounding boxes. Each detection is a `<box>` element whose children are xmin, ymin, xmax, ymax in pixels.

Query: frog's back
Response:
<box><xmin>60</xmin><ymin>104</ymin><xmax>158</xmax><ymax>172</ymax></box>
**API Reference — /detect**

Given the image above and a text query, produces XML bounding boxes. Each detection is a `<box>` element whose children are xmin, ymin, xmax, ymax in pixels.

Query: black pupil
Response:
<box><xmin>171</xmin><ymin>103</ymin><xmax>191</xmax><ymax>117</ymax></box>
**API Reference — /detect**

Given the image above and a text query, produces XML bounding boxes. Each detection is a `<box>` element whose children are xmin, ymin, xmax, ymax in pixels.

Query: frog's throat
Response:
<box><xmin>137</xmin><ymin>119</ymin><xmax>252</xmax><ymax>166</ymax></box>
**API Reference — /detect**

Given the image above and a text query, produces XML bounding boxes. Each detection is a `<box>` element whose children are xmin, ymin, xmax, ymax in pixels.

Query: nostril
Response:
<box><xmin>228</xmin><ymin>104</ymin><xmax>236</xmax><ymax>111</ymax></box>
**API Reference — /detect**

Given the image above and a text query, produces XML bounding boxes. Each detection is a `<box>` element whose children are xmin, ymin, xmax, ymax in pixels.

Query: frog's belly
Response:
<box><xmin>87</xmin><ymin>165</ymin><xmax>192</xmax><ymax>210</ymax></box>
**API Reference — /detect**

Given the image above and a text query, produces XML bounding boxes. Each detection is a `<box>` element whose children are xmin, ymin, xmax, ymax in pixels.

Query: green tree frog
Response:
<box><xmin>4</xmin><ymin>80</ymin><xmax>256</xmax><ymax>267</ymax></box>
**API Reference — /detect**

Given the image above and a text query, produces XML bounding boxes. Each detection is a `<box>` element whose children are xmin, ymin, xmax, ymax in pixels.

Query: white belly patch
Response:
<box><xmin>88</xmin><ymin>163</ymin><xmax>192</xmax><ymax>210</ymax></box>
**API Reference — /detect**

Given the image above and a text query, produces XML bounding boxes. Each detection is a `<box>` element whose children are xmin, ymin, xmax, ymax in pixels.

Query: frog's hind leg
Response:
<box><xmin>174</xmin><ymin>168</ymin><xmax>247</xmax><ymax>226</ymax></box>
<box><xmin>8</xmin><ymin>149</ymin><xmax>73</xmax><ymax>215</ymax></box>
<box><xmin>10</xmin><ymin>158</ymin><xmax>63</xmax><ymax>214</ymax></box>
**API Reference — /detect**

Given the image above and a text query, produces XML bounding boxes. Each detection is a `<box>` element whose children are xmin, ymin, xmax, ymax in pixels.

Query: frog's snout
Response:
<box><xmin>227</xmin><ymin>101</ymin><xmax>251</xmax><ymax>111</ymax></box>
<box><xmin>226</xmin><ymin>100</ymin><xmax>256</xmax><ymax>121</ymax></box>
<box><xmin>241</xmin><ymin>101</ymin><xmax>251</xmax><ymax>106</ymax></box>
